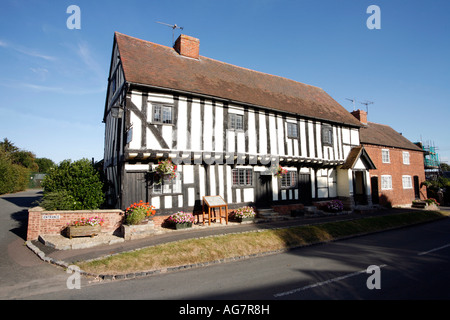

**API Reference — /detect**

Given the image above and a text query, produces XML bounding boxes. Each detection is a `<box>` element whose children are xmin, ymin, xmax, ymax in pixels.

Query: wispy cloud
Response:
<box><xmin>0</xmin><ymin>80</ymin><xmax>105</xmax><ymax>95</ymax></box>
<box><xmin>30</xmin><ymin>67</ymin><xmax>49</xmax><ymax>81</ymax></box>
<box><xmin>0</xmin><ymin>39</ymin><xmax>56</xmax><ymax>61</ymax></box>
<box><xmin>75</xmin><ymin>41</ymin><xmax>105</xmax><ymax>80</ymax></box>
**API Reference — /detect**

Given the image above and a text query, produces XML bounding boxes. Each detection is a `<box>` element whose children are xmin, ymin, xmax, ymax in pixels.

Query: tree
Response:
<box><xmin>41</xmin><ymin>158</ymin><xmax>105</xmax><ymax>210</ymax></box>
<box><xmin>440</xmin><ymin>163</ymin><xmax>450</xmax><ymax>172</ymax></box>
<box><xmin>0</xmin><ymin>138</ymin><xmax>19</xmax><ymax>154</ymax></box>
<box><xmin>35</xmin><ymin>158</ymin><xmax>56</xmax><ymax>173</ymax></box>
<box><xmin>0</xmin><ymin>139</ymin><xmax>32</xmax><ymax>195</ymax></box>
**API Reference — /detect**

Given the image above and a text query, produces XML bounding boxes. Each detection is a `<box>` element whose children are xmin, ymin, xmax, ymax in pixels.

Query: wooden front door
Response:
<box><xmin>254</xmin><ymin>172</ymin><xmax>272</xmax><ymax>208</ymax></box>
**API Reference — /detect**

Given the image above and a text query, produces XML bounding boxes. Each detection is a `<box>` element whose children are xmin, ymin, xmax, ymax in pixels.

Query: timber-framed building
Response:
<box><xmin>103</xmin><ymin>32</ymin><xmax>376</xmax><ymax>218</ymax></box>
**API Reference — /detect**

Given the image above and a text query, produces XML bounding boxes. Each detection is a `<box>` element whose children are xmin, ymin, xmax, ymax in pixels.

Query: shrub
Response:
<box><xmin>38</xmin><ymin>190</ymin><xmax>77</xmax><ymax>211</ymax></box>
<box><xmin>41</xmin><ymin>159</ymin><xmax>105</xmax><ymax>210</ymax></box>
<box><xmin>0</xmin><ymin>152</ymin><xmax>30</xmax><ymax>195</ymax></box>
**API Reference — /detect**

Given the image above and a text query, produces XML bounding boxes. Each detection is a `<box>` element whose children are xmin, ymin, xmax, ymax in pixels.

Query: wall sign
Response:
<box><xmin>42</xmin><ymin>214</ymin><xmax>61</xmax><ymax>220</ymax></box>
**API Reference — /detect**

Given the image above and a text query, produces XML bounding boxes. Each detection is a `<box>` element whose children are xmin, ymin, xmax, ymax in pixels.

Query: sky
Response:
<box><xmin>0</xmin><ymin>0</ymin><xmax>449</xmax><ymax>165</ymax></box>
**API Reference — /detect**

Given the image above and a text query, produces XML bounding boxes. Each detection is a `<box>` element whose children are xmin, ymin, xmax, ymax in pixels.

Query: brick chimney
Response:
<box><xmin>351</xmin><ymin>109</ymin><xmax>367</xmax><ymax>125</ymax></box>
<box><xmin>174</xmin><ymin>34</ymin><xmax>200</xmax><ymax>59</ymax></box>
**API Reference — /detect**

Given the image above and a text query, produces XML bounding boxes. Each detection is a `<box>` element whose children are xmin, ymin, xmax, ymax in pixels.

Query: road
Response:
<box><xmin>30</xmin><ymin>218</ymin><xmax>450</xmax><ymax>301</ymax></box>
<box><xmin>1</xmin><ymin>190</ymin><xmax>450</xmax><ymax>303</ymax></box>
<box><xmin>0</xmin><ymin>189</ymin><xmax>72</xmax><ymax>299</ymax></box>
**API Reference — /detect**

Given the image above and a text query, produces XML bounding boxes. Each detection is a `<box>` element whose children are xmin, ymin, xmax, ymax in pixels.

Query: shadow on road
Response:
<box><xmin>1</xmin><ymin>189</ymin><xmax>43</xmax><ymax>240</ymax></box>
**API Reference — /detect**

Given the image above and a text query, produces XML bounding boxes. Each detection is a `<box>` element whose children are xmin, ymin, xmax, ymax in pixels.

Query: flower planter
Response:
<box><xmin>173</xmin><ymin>222</ymin><xmax>193</xmax><ymax>230</ymax></box>
<box><xmin>66</xmin><ymin>225</ymin><xmax>101</xmax><ymax>239</ymax></box>
<box><xmin>122</xmin><ymin>220</ymin><xmax>156</xmax><ymax>240</ymax></box>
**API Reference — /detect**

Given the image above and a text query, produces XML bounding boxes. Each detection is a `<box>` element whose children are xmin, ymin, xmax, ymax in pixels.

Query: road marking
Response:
<box><xmin>418</xmin><ymin>243</ymin><xmax>450</xmax><ymax>256</ymax></box>
<box><xmin>273</xmin><ymin>264</ymin><xmax>387</xmax><ymax>298</ymax></box>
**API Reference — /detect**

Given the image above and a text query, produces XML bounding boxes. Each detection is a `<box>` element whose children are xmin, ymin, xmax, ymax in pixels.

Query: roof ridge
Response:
<box><xmin>201</xmin><ymin>55</ymin><xmax>324</xmax><ymax>91</ymax></box>
<box><xmin>115</xmin><ymin>32</ymin><xmax>324</xmax><ymax>92</ymax></box>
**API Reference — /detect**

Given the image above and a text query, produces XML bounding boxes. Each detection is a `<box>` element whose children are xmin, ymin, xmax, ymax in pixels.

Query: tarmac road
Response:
<box><xmin>2</xmin><ymin>189</ymin><xmax>450</xmax><ymax>302</ymax></box>
<box><xmin>0</xmin><ymin>189</ymin><xmax>90</xmax><ymax>299</ymax></box>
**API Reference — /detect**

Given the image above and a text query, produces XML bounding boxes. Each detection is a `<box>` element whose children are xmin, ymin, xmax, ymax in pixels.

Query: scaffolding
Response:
<box><xmin>415</xmin><ymin>141</ymin><xmax>441</xmax><ymax>180</ymax></box>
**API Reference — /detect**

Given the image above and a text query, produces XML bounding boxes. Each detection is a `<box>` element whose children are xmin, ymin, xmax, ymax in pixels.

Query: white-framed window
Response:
<box><xmin>232</xmin><ymin>168</ymin><xmax>252</xmax><ymax>186</ymax></box>
<box><xmin>402</xmin><ymin>175</ymin><xmax>413</xmax><ymax>189</ymax></box>
<box><xmin>287</xmin><ymin>122</ymin><xmax>298</xmax><ymax>139</ymax></box>
<box><xmin>403</xmin><ymin>151</ymin><xmax>410</xmax><ymax>165</ymax></box>
<box><xmin>153</xmin><ymin>171</ymin><xmax>182</xmax><ymax>194</ymax></box>
<box><xmin>153</xmin><ymin>104</ymin><xmax>173</xmax><ymax>124</ymax></box>
<box><xmin>229</xmin><ymin>113</ymin><xmax>244</xmax><ymax>131</ymax></box>
<box><xmin>281</xmin><ymin>170</ymin><xmax>298</xmax><ymax>188</ymax></box>
<box><xmin>381</xmin><ymin>175</ymin><xmax>392</xmax><ymax>190</ymax></box>
<box><xmin>382</xmin><ymin>149</ymin><xmax>390</xmax><ymax>163</ymax></box>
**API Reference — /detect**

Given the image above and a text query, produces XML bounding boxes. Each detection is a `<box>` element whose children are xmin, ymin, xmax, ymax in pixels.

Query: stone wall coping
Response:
<box><xmin>29</xmin><ymin>206</ymin><xmax>124</xmax><ymax>214</ymax></box>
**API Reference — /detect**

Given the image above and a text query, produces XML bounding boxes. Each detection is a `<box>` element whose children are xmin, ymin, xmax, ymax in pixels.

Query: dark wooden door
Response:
<box><xmin>123</xmin><ymin>171</ymin><xmax>150</xmax><ymax>208</ymax></box>
<box><xmin>254</xmin><ymin>172</ymin><xmax>272</xmax><ymax>208</ymax></box>
<box><xmin>371</xmin><ymin>176</ymin><xmax>379</xmax><ymax>204</ymax></box>
<box><xmin>413</xmin><ymin>176</ymin><xmax>420</xmax><ymax>200</ymax></box>
<box><xmin>298</xmin><ymin>173</ymin><xmax>312</xmax><ymax>205</ymax></box>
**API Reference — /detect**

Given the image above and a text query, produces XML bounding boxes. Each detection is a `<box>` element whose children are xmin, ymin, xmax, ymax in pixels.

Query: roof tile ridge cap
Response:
<box><xmin>200</xmin><ymin>54</ymin><xmax>324</xmax><ymax>90</ymax></box>
<box><xmin>115</xmin><ymin>32</ymin><xmax>174</xmax><ymax>51</ymax></box>
<box><xmin>366</xmin><ymin>121</ymin><xmax>391</xmax><ymax>127</ymax></box>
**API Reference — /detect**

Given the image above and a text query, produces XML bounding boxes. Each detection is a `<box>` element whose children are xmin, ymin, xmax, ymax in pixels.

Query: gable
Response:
<box><xmin>341</xmin><ymin>146</ymin><xmax>376</xmax><ymax>170</ymax></box>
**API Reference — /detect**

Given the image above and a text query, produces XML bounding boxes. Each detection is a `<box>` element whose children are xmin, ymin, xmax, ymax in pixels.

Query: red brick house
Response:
<box><xmin>351</xmin><ymin>110</ymin><xmax>427</xmax><ymax>207</ymax></box>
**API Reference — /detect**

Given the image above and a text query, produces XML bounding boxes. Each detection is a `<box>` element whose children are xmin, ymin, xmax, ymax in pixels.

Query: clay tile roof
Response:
<box><xmin>114</xmin><ymin>32</ymin><xmax>362</xmax><ymax>127</ymax></box>
<box><xmin>341</xmin><ymin>146</ymin><xmax>376</xmax><ymax>170</ymax></box>
<box><xmin>359</xmin><ymin>122</ymin><xmax>422</xmax><ymax>151</ymax></box>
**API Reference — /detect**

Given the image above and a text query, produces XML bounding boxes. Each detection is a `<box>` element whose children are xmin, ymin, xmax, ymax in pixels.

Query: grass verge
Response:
<box><xmin>77</xmin><ymin>210</ymin><xmax>449</xmax><ymax>276</ymax></box>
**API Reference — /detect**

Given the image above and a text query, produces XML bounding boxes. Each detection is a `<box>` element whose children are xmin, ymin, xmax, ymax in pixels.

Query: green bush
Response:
<box><xmin>0</xmin><ymin>152</ymin><xmax>30</xmax><ymax>195</ymax></box>
<box><xmin>41</xmin><ymin>159</ymin><xmax>105</xmax><ymax>210</ymax></box>
<box><xmin>38</xmin><ymin>190</ymin><xmax>77</xmax><ymax>211</ymax></box>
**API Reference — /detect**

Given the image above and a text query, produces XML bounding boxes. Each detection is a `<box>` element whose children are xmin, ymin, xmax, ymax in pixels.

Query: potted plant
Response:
<box><xmin>154</xmin><ymin>159</ymin><xmax>177</xmax><ymax>184</ymax></box>
<box><xmin>231</xmin><ymin>206</ymin><xmax>256</xmax><ymax>222</ymax></box>
<box><xmin>326</xmin><ymin>199</ymin><xmax>344</xmax><ymax>213</ymax></box>
<box><xmin>124</xmin><ymin>200</ymin><xmax>156</xmax><ymax>225</ymax></box>
<box><xmin>274</xmin><ymin>165</ymin><xmax>288</xmax><ymax>178</ymax></box>
<box><xmin>166</xmin><ymin>211</ymin><xmax>195</xmax><ymax>230</ymax></box>
<box><xmin>66</xmin><ymin>216</ymin><xmax>104</xmax><ymax>239</ymax></box>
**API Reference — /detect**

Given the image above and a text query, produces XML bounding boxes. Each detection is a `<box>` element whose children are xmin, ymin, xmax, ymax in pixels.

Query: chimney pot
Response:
<box><xmin>174</xmin><ymin>34</ymin><xmax>200</xmax><ymax>59</ymax></box>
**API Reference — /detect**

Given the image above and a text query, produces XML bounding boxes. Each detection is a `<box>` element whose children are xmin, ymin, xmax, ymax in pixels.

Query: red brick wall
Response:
<box><xmin>27</xmin><ymin>207</ymin><xmax>124</xmax><ymax>240</ymax></box>
<box><xmin>364</xmin><ymin>145</ymin><xmax>427</xmax><ymax>207</ymax></box>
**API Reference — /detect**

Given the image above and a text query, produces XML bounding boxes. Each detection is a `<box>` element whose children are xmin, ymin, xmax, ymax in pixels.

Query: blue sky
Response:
<box><xmin>1</xmin><ymin>0</ymin><xmax>449</xmax><ymax>164</ymax></box>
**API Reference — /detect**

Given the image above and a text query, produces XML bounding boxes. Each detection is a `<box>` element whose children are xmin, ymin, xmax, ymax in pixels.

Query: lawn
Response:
<box><xmin>77</xmin><ymin>210</ymin><xmax>448</xmax><ymax>276</ymax></box>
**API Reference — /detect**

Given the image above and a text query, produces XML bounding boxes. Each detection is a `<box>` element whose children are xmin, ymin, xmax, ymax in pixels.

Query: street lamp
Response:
<box><xmin>110</xmin><ymin>101</ymin><xmax>124</xmax><ymax>119</ymax></box>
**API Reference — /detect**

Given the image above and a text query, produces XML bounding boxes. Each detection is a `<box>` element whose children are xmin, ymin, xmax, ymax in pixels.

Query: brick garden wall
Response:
<box><xmin>27</xmin><ymin>207</ymin><xmax>125</xmax><ymax>240</ymax></box>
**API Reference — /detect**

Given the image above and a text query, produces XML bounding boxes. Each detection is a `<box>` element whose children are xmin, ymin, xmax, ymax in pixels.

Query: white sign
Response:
<box><xmin>42</xmin><ymin>214</ymin><xmax>61</xmax><ymax>220</ymax></box>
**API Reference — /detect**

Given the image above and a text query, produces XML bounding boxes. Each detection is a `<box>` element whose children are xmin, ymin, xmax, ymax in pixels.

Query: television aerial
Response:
<box><xmin>346</xmin><ymin>98</ymin><xmax>356</xmax><ymax>111</ymax></box>
<box><xmin>359</xmin><ymin>100</ymin><xmax>374</xmax><ymax>114</ymax></box>
<box><xmin>156</xmin><ymin>21</ymin><xmax>184</xmax><ymax>45</ymax></box>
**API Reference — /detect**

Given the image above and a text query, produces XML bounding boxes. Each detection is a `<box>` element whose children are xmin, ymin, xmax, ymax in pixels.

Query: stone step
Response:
<box><xmin>256</xmin><ymin>208</ymin><xmax>288</xmax><ymax>221</ymax></box>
